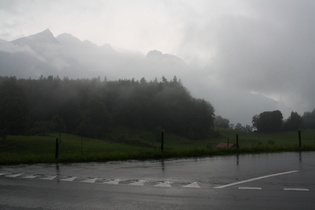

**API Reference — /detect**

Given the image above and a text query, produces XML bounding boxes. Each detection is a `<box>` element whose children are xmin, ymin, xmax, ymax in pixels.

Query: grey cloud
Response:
<box><xmin>172</xmin><ymin>0</ymin><xmax>315</xmax><ymax>119</ymax></box>
<box><xmin>205</xmin><ymin>1</ymin><xmax>315</xmax><ymax>114</ymax></box>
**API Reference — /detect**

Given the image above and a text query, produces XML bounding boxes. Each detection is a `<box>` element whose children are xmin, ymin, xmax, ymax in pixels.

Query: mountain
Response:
<box><xmin>12</xmin><ymin>29</ymin><xmax>59</xmax><ymax>52</ymax></box>
<box><xmin>146</xmin><ymin>50</ymin><xmax>186</xmax><ymax>65</ymax></box>
<box><xmin>56</xmin><ymin>33</ymin><xmax>81</xmax><ymax>46</ymax></box>
<box><xmin>12</xmin><ymin>29</ymin><xmax>58</xmax><ymax>45</ymax></box>
<box><xmin>0</xmin><ymin>39</ymin><xmax>22</xmax><ymax>53</ymax></box>
<box><xmin>0</xmin><ymin>29</ymin><xmax>188</xmax><ymax>80</ymax></box>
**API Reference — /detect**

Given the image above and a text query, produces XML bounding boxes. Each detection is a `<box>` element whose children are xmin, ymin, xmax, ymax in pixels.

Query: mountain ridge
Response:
<box><xmin>0</xmin><ymin>29</ymin><xmax>187</xmax><ymax>80</ymax></box>
<box><xmin>12</xmin><ymin>29</ymin><xmax>59</xmax><ymax>46</ymax></box>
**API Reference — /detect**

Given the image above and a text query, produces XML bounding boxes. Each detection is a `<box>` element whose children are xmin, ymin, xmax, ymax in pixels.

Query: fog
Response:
<box><xmin>0</xmin><ymin>0</ymin><xmax>314</xmax><ymax>125</ymax></box>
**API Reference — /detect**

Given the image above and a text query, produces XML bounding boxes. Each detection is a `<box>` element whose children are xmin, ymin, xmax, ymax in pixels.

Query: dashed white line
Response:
<box><xmin>183</xmin><ymin>182</ymin><xmax>200</xmax><ymax>188</ymax></box>
<box><xmin>22</xmin><ymin>175</ymin><xmax>37</xmax><ymax>179</ymax></box>
<box><xmin>154</xmin><ymin>181</ymin><xmax>172</xmax><ymax>188</ymax></box>
<box><xmin>238</xmin><ymin>187</ymin><xmax>262</xmax><ymax>190</ymax></box>
<box><xmin>41</xmin><ymin>175</ymin><xmax>57</xmax><ymax>180</ymax></box>
<box><xmin>6</xmin><ymin>173</ymin><xmax>23</xmax><ymax>178</ymax></box>
<box><xmin>215</xmin><ymin>170</ymin><xmax>299</xmax><ymax>189</ymax></box>
<box><xmin>2</xmin><ymin>171</ymin><xmax>310</xmax><ymax>192</ymax></box>
<box><xmin>104</xmin><ymin>179</ymin><xmax>120</xmax><ymax>185</ymax></box>
<box><xmin>284</xmin><ymin>188</ymin><xmax>310</xmax><ymax>192</ymax></box>
<box><xmin>129</xmin><ymin>180</ymin><xmax>146</xmax><ymax>186</ymax></box>
<box><xmin>60</xmin><ymin>176</ymin><xmax>77</xmax><ymax>182</ymax></box>
<box><xmin>80</xmin><ymin>178</ymin><xmax>97</xmax><ymax>183</ymax></box>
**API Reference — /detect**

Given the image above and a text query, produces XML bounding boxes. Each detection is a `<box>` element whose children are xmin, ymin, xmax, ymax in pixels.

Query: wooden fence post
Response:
<box><xmin>161</xmin><ymin>131</ymin><xmax>164</xmax><ymax>152</ymax></box>
<box><xmin>55</xmin><ymin>138</ymin><xmax>59</xmax><ymax>159</ymax></box>
<box><xmin>298</xmin><ymin>130</ymin><xmax>302</xmax><ymax>148</ymax></box>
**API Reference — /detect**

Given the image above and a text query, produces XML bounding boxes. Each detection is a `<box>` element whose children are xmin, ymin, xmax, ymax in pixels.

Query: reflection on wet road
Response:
<box><xmin>0</xmin><ymin>152</ymin><xmax>312</xmax><ymax>183</ymax></box>
<box><xmin>0</xmin><ymin>152</ymin><xmax>314</xmax><ymax>209</ymax></box>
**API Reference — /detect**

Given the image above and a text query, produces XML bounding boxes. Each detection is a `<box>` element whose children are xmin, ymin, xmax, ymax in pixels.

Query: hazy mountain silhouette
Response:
<box><xmin>12</xmin><ymin>29</ymin><xmax>59</xmax><ymax>47</ymax></box>
<box><xmin>0</xmin><ymin>29</ymin><xmax>188</xmax><ymax>80</ymax></box>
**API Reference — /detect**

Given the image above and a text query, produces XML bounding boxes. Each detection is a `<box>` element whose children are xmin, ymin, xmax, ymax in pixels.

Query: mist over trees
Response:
<box><xmin>2</xmin><ymin>75</ymin><xmax>315</xmax><ymax>140</ymax></box>
<box><xmin>214</xmin><ymin>115</ymin><xmax>229</xmax><ymax>129</ymax></box>
<box><xmin>284</xmin><ymin>111</ymin><xmax>303</xmax><ymax>131</ymax></box>
<box><xmin>302</xmin><ymin>109</ymin><xmax>315</xmax><ymax>129</ymax></box>
<box><xmin>0</xmin><ymin>76</ymin><xmax>215</xmax><ymax>139</ymax></box>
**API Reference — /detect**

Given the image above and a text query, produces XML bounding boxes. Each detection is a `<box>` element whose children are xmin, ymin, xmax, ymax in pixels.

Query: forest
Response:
<box><xmin>251</xmin><ymin>109</ymin><xmax>315</xmax><ymax>133</ymax></box>
<box><xmin>0</xmin><ymin>76</ymin><xmax>215</xmax><ymax>140</ymax></box>
<box><xmin>215</xmin><ymin>109</ymin><xmax>315</xmax><ymax>133</ymax></box>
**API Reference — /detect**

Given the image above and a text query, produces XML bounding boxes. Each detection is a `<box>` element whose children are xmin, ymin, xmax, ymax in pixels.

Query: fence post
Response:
<box><xmin>55</xmin><ymin>138</ymin><xmax>59</xmax><ymax>159</ymax></box>
<box><xmin>161</xmin><ymin>131</ymin><xmax>164</xmax><ymax>152</ymax></box>
<box><xmin>236</xmin><ymin>134</ymin><xmax>239</xmax><ymax>149</ymax></box>
<box><xmin>298</xmin><ymin>130</ymin><xmax>302</xmax><ymax>148</ymax></box>
<box><xmin>81</xmin><ymin>137</ymin><xmax>83</xmax><ymax>155</ymax></box>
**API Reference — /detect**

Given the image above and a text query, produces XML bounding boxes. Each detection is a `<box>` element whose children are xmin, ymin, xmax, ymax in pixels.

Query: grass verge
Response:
<box><xmin>1</xmin><ymin>128</ymin><xmax>315</xmax><ymax>164</ymax></box>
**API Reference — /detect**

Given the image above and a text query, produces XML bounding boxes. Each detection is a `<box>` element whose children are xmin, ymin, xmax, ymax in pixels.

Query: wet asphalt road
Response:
<box><xmin>0</xmin><ymin>152</ymin><xmax>314</xmax><ymax>209</ymax></box>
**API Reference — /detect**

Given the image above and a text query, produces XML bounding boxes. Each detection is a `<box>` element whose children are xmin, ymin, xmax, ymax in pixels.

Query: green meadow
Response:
<box><xmin>1</xmin><ymin>127</ymin><xmax>315</xmax><ymax>164</ymax></box>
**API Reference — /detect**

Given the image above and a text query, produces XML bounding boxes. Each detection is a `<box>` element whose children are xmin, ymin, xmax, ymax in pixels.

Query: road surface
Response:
<box><xmin>0</xmin><ymin>152</ymin><xmax>314</xmax><ymax>209</ymax></box>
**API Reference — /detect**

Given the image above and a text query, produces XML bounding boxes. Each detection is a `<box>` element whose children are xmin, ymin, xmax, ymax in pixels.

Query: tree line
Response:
<box><xmin>251</xmin><ymin>109</ymin><xmax>315</xmax><ymax>132</ymax></box>
<box><xmin>215</xmin><ymin>109</ymin><xmax>315</xmax><ymax>133</ymax></box>
<box><xmin>0</xmin><ymin>76</ymin><xmax>215</xmax><ymax>139</ymax></box>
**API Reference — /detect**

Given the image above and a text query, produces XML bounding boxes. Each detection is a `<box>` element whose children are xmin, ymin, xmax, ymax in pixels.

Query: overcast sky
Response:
<box><xmin>1</xmin><ymin>0</ymin><xmax>315</xmax><ymax>124</ymax></box>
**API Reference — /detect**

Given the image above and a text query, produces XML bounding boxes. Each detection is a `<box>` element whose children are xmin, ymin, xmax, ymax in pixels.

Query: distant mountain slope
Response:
<box><xmin>12</xmin><ymin>29</ymin><xmax>59</xmax><ymax>47</ymax></box>
<box><xmin>0</xmin><ymin>29</ymin><xmax>188</xmax><ymax>80</ymax></box>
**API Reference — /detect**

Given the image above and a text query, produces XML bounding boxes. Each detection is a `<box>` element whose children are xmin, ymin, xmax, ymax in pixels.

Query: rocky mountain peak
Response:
<box><xmin>12</xmin><ymin>29</ymin><xmax>58</xmax><ymax>46</ymax></box>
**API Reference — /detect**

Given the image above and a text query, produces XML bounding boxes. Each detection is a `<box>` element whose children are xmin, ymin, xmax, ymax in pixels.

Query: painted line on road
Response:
<box><xmin>183</xmin><ymin>182</ymin><xmax>200</xmax><ymax>188</ymax></box>
<box><xmin>129</xmin><ymin>180</ymin><xmax>146</xmax><ymax>186</ymax></box>
<box><xmin>2</xmin><ymin>171</ymin><xmax>311</xmax><ymax>192</ymax></box>
<box><xmin>238</xmin><ymin>187</ymin><xmax>262</xmax><ymax>190</ymax></box>
<box><xmin>41</xmin><ymin>175</ymin><xmax>57</xmax><ymax>180</ymax></box>
<box><xmin>60</xmin><ymin>176</ymin><xmax>77</xmax><ymax>182</ymax></box>
<box><xmin>22</xmin><ymin>175</ymin><xmax>37</xmax><ymax>179</ymax></box>
<box><xmin>284</xmin><ymin>188</ymin><xmax>309</xmax><ymax>192</ymax></box>
<box><xmin>80</xmin><ymin>178</ymin><xmax>97</xmax><ymax>183</ymax></box>
<box><xmin>154</xmin><ymin>181</ymin><xmax>172</xmax><ymax>187</ymax></box>
<box><xmin>215</xmin><ymin>170</ymin><xmax>299</xmax><ymax>189</ymax></box>
<box><xmin>6</xmin><ymin>173</ymin><xmax>23</xmax><ymax>178</ymax></box>
<box><xmin>104</xmin><ymin>179</ymin><xmax>120</xmax><ymax>185</ymax></box>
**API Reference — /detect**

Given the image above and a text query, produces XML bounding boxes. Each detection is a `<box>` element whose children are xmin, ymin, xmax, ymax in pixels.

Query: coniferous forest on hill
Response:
<box><xmin>0</xmin><ymin>76</ymin><xmax>215</xmax><ymax>140</ymax></box>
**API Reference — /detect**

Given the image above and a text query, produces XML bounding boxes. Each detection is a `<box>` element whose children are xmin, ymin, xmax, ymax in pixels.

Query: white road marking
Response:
<box><xmin>1</xmin><ymin>170</ymin><xmax>310</xmax><ymax>192</ymax></box>
<box><xmin>238</xmin><ymin>187</ymin><xmax>262</xmax><ymax>190</ymax></box>
<box><xmin>60</xmin><ymin>176</ymin><xmax>77</xmax><ymax>182</ymax></box>
<box><xmin>80</xmin><ymin>178</ymin><xmax>97</xmax><ymax>183</ymax></box>
<box><xmin>154</xmin><ymin>181</ymin><xmax>172</xmax><ymax>188</ymax></box>
<box><xmin>22</xmin><ymin>175</ymin><xmax>37</xmax><ymax>179</ymax></box>
<box><xmin>104</xmin><ymin>179</ymin><xmax>120</xmax><ymax>185</ymax></box>
<box><xmin>215</xmin><ymin>170</ymin><xmax>299</xmax><ymax>189</ymax></box>
<box><xmin>183</xmin><ymin>182</ymin><xmax>200</xmax><ymax>188</ymax></box>
<box><xmin>41</xmin><ymin>175</ymin><xmax>57</xmax><ymax>180</ymax></box>
<box><xmin>129</xmin><ymin>180</ymin><xmax>146</xmax><ymax>186</ymax></box>
<box><xmin>284</xmin><ymin>188</ymin><xmax>310</xmax><ymax>192</ymax></box>
<box><xmin>6</xmin><ymin>173</ymin><xmax>23</xmax><ymax>178</ymax></box>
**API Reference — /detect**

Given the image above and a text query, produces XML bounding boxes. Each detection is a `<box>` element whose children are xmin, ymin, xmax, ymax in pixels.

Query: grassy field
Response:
<box><xmin>1</xmin><ymin>127</ymin><xmax>315</xmax><ymax>164</ymax></box>
<box><xmin>214</xmin><ymin>128</ymin><xmax>315</xmax><ymax>147</ymax></box>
